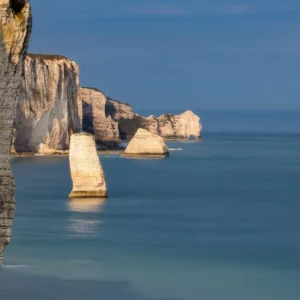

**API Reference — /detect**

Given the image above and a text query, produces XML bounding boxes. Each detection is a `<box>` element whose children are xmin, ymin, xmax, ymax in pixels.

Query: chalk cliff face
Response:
<box><xmin>105</xmin><ymin>97</ymin><xmax>202</xmax><ymax>140</ymax></box>
<box><xmin>69</xmin><ymin>133</ymin><xmax>107</xmax><ymax>198</ymax></box>
<box><xmin>105</xmin><ymin>97</ymin><xmax>135</xmax><ymax>121</ymax></box>
<box><xmin>0</xmin><ymin>0</ymin><xmax>32</xmax><ymax>267</ymax></box>
<box><xmin>118</xmin><ymin>110</ymin><xmax>202</xmax><ymax>140</ymax></box>
<box><xmin>81</xmin><ymin>88</ymin><xmax>119</xmax><ymax>144</ymax></box>
<box><xmin>123</xmin><ymin>129</ymin><xmax>169</xmax><ymax>158</ymax></box>
<box><xmin>14</xmin><ymin>54</ymin><xmax>81</xmax><ymax>153</ymax></box>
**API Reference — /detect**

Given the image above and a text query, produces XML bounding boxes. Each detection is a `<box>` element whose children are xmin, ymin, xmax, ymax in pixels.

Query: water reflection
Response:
<box><xmin>67</xmin><ymin>198</ymin><xmax>106</xmax><ymax>213</ymax></box>
<box><xmin>66</xmin><ymin>198</ymin><xmax>106</xmax><ymax>238</ymax></box>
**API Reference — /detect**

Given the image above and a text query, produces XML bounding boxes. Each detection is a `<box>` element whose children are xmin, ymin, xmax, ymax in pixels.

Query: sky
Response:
<box><xmin>28</xmin><ymin>0</ymin><xmax>300</xmax><ymax>110</ymax></box>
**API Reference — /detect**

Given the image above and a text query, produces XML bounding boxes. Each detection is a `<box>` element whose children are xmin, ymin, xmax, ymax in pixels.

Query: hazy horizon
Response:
<box><xmin>29</xmin><ymin>0</ymin><xmax>300</xmax><ymax>110</ymax></box>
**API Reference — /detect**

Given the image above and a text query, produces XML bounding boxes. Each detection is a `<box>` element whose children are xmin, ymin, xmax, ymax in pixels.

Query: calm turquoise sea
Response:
<box><xmin>1</xmin><ymin>110</ymin><xmax>300</xmax><ymax>300</ymax></box>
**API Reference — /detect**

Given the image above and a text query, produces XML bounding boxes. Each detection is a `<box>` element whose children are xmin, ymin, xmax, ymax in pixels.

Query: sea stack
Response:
<box><xmin>69</xmin><ymin>133</ymin><xmax>107</xmax><ymax>198</ymax></box>
<box><xmin>0</xmin><ymin>0</ymin><xmax>32</xmax><ymax>267</ymax></box>
<box><xmin>123</xmin><ymin>129</ymin><xmax>169</xmax><ymax>158</ymax></box>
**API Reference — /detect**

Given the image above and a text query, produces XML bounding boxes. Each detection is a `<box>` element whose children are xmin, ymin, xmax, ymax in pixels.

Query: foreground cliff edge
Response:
<box><xmin>69</xmin><ymin>133</ymin><xmax>108</xmax><ymax>198</ymax></box>
<box><xmin>0</xmin><ymin>0</ymin><xmax>32</xmax><ymax>267</ymax></box>
<box><xmin>122</xmin><ymin>129</ymin><xmax>169</xmax><ymax>158</ymax></box>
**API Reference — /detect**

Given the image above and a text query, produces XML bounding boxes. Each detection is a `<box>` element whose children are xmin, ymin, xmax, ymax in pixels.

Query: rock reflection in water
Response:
<box><xmin>67</xmin><ymin>198</ymin><xmax>106</xmax><ymax>213</ymax></box>
<box><xmin>67</xmin><ymin>198</ymin><xmax>106</xmax><ymax>238</ymax></box>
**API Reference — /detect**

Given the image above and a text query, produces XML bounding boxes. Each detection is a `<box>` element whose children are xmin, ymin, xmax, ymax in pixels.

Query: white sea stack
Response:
<box><xmin>69</xmin><ymin>133</ymin><xmax>107</xmax><ymax>198</ymax></box>
<box><xmin>123</xmin><ymin>129</ymin><xmax>169</xmax><ymax>158</ymax></box>
<box><xmin>0</xmin><ymin>0</ymin><xmax>32</xmax><ymax>267</ymax></box>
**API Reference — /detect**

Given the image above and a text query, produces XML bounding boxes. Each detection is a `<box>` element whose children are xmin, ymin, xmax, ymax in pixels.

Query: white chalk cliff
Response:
<box><xmin>69</xmin><ymin>133</ymin><xmax>107</xmax><ymax>198</ymax></box>
<box><xmin>123</xmin><ymin>129</ymin><xmax>169</xmax><ymax>158</ymax></box>
<box><xmin>81</xmin><ymin>87</ymin><xmax>119</xmax><ymax>143</ymax></box>
<box><xmin>15</xmin><ymin>74</ymin><xmax>202</xmax><ymax>151</ymax></box>
<box><xmin>0</xmin><ymin>0</ymin><xmax>32</xmax><ymax>267</ymax></box>
<box><xmin>14</xmin><ymin>54</ymin><xmax>81</xmax><ymax>154</ymax></box>
<box><xmin>117</xmin><ymin>110</ymin><xmax>202</xmax><ymax>140</ymax></box>
<box><xmin>105</xmin><ymin>97</ymin><xmax>135</xmax><ymax>121</ymax></box>
<box><xmin>149</xmin><ymin>110</ymin><xmax>202</xmax><ymax>140</ymax></box>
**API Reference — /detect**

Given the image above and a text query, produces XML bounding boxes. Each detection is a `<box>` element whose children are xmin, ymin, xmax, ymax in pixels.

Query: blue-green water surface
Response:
<box><xmin>1</xmin><ymin>132</ymin><xmax>300</xmax><ymax>300</ymax></box>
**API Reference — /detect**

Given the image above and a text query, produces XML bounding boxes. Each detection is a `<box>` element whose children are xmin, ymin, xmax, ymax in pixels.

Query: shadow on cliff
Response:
<box><xmin>105</xmin><ymin>98</ymin><xmax>117</xmax><ymax>119</ymax></box>
<box><xmin>82</xmin><ymin>100</ymin><xmax>123</xmax><ymax>150</ymax></box>
<box><xmin>82</xmin><ymin>101</ymin><xmax>94</xmax><ymax>135</ymax></box>
<box><xmin>118</xmin><ymin>115</ymin><xmax>149</xmax><ymax>140</ymax></box>
<box><xmin>0</xmin><ymin>270</ymin><xmax>180</xmax><ymax>300</ymax></box>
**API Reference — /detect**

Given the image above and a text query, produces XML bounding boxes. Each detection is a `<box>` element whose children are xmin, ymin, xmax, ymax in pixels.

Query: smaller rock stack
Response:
<box><xmin>122</xmin><ymin>129</ymin><xmax>169</xmax><ymax>158</ymax></box>
<box><xmin>69</xmin><ymin>133</ymin><xmax>107</xmax><ymax>198</ymax></box>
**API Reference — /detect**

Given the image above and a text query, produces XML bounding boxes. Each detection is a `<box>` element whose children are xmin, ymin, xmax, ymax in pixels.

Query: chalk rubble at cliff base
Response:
<box><xmin>122</xmin><ymin>129</ymin><xmax>169</xmax><ymax>158</ymax></box>
<box><xmin>69</xmin><ymin>133</ymin><xmax>107</xmax><ymax>198</ymax></box>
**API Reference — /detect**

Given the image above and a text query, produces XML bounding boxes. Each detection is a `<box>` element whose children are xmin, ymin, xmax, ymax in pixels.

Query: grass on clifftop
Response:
<box><xmin>28</xmin><ymin>53</ymin><xmax>68</xmax><ymax>60</ymax></box>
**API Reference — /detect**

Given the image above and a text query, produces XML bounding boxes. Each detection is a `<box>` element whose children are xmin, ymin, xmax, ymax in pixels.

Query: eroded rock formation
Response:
<box><xmin>123</xmin><ymin>129</ymin><xmax>169</xmax><ymax>158</ymax></box>
<box><xmin>81</xmin><ymin>88</ymin><xmax>119</xmax><ymax>147</ymax></box>
<box><xmin>105</xmin><ymin>97</ymin><xmax>135</xmax><ymax>121</ymax></box>
<box><xmin>0</xmin><ymin>0</ymin><xmax>32</xmax><ymax>267</ymax></box>
<box><xmin>118</xmin><ymin>110</ymin><xmax>202</xmax><ymax>140</ymax></box>
<box><xmin>14</xmin><ymin>54</ymin><xmax>81</xmax><ymax>154</ymax></box>
<box><xmin>69</xmin><ymin>133</ymin><xmax>107</xmax><ymax>198</ymax></box>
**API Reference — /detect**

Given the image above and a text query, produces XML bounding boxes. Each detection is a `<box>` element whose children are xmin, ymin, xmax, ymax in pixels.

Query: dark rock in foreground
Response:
<box><xmin>0</xmin><ymin>0</ymin><xmax>32</xmax><ymax>267</ymax></box>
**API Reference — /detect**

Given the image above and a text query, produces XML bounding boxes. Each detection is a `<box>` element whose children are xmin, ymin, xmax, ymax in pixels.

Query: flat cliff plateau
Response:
<box><xmin>14</xmin><ymin>54</ymin><xmax>81</xmax><ymax>154</ymax></box>
<box><xmin>0</xmin><ymin>0</ymin><xmax>32</xmax><ymax>267</ymax></box>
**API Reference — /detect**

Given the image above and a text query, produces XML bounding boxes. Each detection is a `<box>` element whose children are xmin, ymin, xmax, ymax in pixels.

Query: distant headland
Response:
<box><xmin>13</xmin><ymin>54</ymin><xmax>202</xmax><ymax>155</ymax></box>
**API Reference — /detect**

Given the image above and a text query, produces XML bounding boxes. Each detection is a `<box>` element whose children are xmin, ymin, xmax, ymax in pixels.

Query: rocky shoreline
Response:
<box><xmin>12</xmin><ymin>150</ymin><xmax>124</xmax><ymax>158</ymax></box>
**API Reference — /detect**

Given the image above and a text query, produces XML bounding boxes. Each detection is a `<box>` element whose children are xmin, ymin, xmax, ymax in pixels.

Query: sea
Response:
<box><xmin>0</xmin><ymin>109</ymin><xmax>300</xmax><ymax>300</ymax></box>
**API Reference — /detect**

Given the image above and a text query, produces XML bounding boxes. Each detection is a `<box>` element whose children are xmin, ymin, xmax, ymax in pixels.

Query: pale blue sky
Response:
<box><xmin>29</xmin><ymin>0</ymin><xmax>300</xmax><ymax>110</ymax></box>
